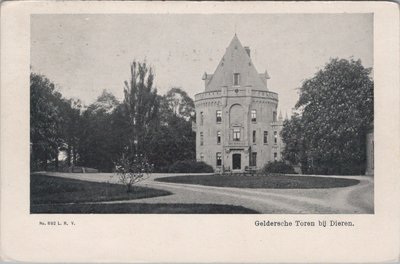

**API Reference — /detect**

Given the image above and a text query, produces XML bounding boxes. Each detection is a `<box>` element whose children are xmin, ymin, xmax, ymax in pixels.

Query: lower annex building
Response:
<box><xmin>193</xmin><ymin>35</ymin><xmax>284</xmax><ymax>172</ymax></box>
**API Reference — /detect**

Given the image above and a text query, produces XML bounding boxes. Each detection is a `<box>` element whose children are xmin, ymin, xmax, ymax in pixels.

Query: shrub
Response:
<box><xmin>115</xmin><ymin>154</ymin><xmax>153</xmax><ymax>193</ymax></box>
<box><xmin>261</xmin><ymin>161</ymin><xmax>296</xmax><ymax>174</ymax></box>
<box><xmin>168</xmin><ymin>160</ymin><xmax>214</xmax><ymax>173</ymax></box>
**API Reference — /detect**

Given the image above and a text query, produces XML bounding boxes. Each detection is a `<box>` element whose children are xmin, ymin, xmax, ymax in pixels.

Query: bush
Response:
<box><xmin>261</xmin><ymin>161</ymin><xmax>296</xmax><ymax>174</ymax></box>
<box><xmin>115</xmin><ymin>154</ymin><xmax>153</xmax><ymax>193</ymax></box>
<box><xmin>168</xmin><ymin>160</ymin><xmax>214</xmax><ymax>173</ymax></box>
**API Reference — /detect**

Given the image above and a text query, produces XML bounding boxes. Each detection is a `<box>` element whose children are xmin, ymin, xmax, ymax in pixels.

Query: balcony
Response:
<box><xmin>226</xmin><ymin>141</ymin><xmax>248</xmax><ymax>147</ymax></box>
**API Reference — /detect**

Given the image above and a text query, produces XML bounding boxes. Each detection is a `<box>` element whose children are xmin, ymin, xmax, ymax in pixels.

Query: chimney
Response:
<box><xmin>244</xmin><ymin>46</ymin><xmax>251</xmax><ymax>57</ymax></box>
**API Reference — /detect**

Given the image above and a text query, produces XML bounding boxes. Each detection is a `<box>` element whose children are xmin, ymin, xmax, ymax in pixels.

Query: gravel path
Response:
<box><xmin>39</xmin><ymin>172</ymin><xmax>374</xmax><ymax>214</ymax></box>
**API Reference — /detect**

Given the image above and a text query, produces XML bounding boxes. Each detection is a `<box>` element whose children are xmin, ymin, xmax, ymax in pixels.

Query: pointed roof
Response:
<box><xmin>204</xmin><ymin>35</ymin><xmax>268</xmax><ymax>91</ymax></box>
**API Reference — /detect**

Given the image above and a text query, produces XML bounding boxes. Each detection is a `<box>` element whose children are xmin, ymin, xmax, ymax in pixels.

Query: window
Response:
<box><xmin>251</xmin><ymin>110</ymin><xmax>257</xmax><ymax>122</ymax></box>
<box><xmin>200</xmin><ymin>132</ymin><xmax>204</xmax><ymax>146</ymax></box>
<box><xmin>233</xmin><ymin>128</ymin><xmax>241</xmax><ymax>141</ymax></box>
<box><xmin>252</xmin><ymin>130</ymin><xmax>256</xmax><ymax>144</ymax></box>
<box><xmin>233</xmin><ymin>73</ymin><xmax>240</xmax><ymax>86</ymax></box>
<box><xmin>216</xmin><ymin>110</ymin><xmax>222</xmax><ymax>123</ymax></box>
<box><xmin>274</xmin><ymin>152</ymin><xmax>278</xmax><ymax>161</ymax></box>
<box><xmin>264</xmin><ymin>131</ymin><xmax>268</xmax><ymax>144</ymax></box>
<box><xmin>199</xmin><ymin>111</ymin><xmax>204</xmax><ymax>126</ymax></box>
<box><xmin>217</xmin><ymin>131</ymin><xmax>221</xmax><ymax>144</ymax></box>
<box><xmin>250</xmin><ymin>152</ymin><xmax>257</xmax><ymax>167</ymax></box>
<box><xmin>216</xmin><ymin>152</ymin><xmax>222</xmax><ymax>166</ymax></box>
<box><xmin>274</xmin><ymin>131</ymin><xmax>278</xmax><ymax>144</ymax></box>
<box><xmin>200</xmin><ymin>153</ymin><xmax>204</xmax><ymax>161</ymax></box>
<box><xmin>273</xmin><ymin>111</ymin><xmax>277</xmax><ymax>122</ymax></box>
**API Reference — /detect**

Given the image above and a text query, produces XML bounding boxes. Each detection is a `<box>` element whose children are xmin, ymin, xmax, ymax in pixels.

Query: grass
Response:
<box><xmin>30</xmin><ymin>174</ymin><xmax>259</xmax><ymax>214</ymax></box>
<box><xmin>31</xmin><ymin>203</ymin><xmax>259</xmax><ymax>214</ymax></box>
<box><xmin>156</xmin><ymin>174</ymin><xmax>360</xmax><ymax>189</ymax></box>
<box><xmin>31</xmin><ymin>174</ymin><xmax>172</xmax><ymax>205</ymax></box>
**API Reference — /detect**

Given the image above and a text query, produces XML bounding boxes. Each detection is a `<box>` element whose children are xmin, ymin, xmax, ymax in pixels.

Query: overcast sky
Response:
<box><xmin>31</xmin><ymin>14</ymin><xmax>373</xmax><ymax>115</ymax></box>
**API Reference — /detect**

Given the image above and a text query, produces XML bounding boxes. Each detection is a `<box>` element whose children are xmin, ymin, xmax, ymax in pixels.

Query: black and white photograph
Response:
<box><xmin>1</xmin><ymin>1</ymin><xmax>399</xmax><ymax>263</ymax></box>
<box><xmin>30</xmin><ymin>13</ymin><xmax>374</xmax><ymax>214</ymax></box>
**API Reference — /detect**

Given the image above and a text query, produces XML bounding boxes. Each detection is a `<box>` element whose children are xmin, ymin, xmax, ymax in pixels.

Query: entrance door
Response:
<box><xmin>232</xmin><ymin>154</ymin><xmax>241</xmax><ymax>170</ymax></box>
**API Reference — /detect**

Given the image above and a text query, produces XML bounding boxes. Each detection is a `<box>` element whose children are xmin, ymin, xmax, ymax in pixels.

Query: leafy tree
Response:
<box><xmin>30</xmin><ymin>72</ymin><xmax>64</xmax><ymax>171</ymax></box>
<box><xmin>77</xmin><ymin>90</ymin><xmax>124</xmax><ymax>172</ymax></box>
<box><xmin>146</xmin><ymin>114</ymin><xmax>196</xmax><ymax>171</ymax></box>
<box><xmin>281</xmin><ymin>113</ymin><xmax>305</xmax><ymax>165</ymax></box>
<box><xmin>146</xmin><ymin>89</ymin><xmax>196</xmax><ymax>171</ymax></box>
<box><xmin>281</xmin><ymin>58</ymin><xmax>373</xmax><ymax>175</ymax></box>
<box><xmin>123</xmin><ymin>61</ymin><xmax>159</xmax><ymax>156</ymax></box>
<box><xmin>59</xmin><ymin>98</ymin><xmax>83</xmax><ymax>167</ymax></box>
<box><xmin>163</xmin><ymin>87</ymin><xmax>195</xmax><ymax>121</ymax></box>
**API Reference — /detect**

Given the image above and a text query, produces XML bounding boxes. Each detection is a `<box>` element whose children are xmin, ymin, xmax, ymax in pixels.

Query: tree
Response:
<box><xmin>30</xmin><ymin>72</ymin><xmax>64</xmax><ymax>171</ymax></box>
<box><xmin>123</xmin><ymin>60</ymin><xmax>160</xmax><ymax>157</ymax></box>
<box><xmin>59</xmin><ymin>98</ymin><xmax>83</xmax><ymax>168</ymax></box>
<box><xmin>78</xmin><ymin>90</ymin><xmax>123</xmax><ymax>172</ymax></box>
<box><xmin>163</xmin><ymin>87</ymin><xmax>195</xmax><ymax>121</ymax></box>
<box><xmin>146</xmin><ymin>114</ymin><xmax>196</xmax><ymax>171</ymax></box>
<box><xmin>281</xmin><ymin>113</ymin><xmax>304</xmax><ymax>165</ymax></box>
<box><xmin>281</xmin><ymin>58</ymin><xmax>373</xmax><ymax>175</ymax></box>
<box><xmin>146</xmin><ymin>89</ymin><xmax>196</xmax><ymax>171</ymax></box>
<box><xmin>115</xmin><ymin>153</ymin><xmax>152</xmax><ymax>193</ymax></box>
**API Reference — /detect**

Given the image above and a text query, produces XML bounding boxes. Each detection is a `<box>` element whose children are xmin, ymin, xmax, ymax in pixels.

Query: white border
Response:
<box><xmin>1</xmin><ymin>1</ymin><xmax>399</xmax><ymax>263</ymax></box>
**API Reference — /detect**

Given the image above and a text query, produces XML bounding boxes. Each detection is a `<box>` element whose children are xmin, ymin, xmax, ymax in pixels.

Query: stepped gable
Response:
<box><xmin>204</xmin><ymin>34</ymin><xmax>268</xmax><ymax>92</ymax></box>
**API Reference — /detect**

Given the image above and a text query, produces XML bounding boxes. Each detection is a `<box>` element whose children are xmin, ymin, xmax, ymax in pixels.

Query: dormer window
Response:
<box><xmin>233</xmin><ymin>73</ymin><xmax>240</xmax><ymax>86</ymax></box>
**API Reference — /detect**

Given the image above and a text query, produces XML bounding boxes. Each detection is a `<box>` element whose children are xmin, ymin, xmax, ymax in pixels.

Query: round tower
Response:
<box><xmin>194</xmin><ymin>35</ymin><xmax>281</xmax><ymax>173</ymax></box>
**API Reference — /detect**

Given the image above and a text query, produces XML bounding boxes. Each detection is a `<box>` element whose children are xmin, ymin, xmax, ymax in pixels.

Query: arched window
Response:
<box><xmin>229</xmin><ymin>104</ymin><xmax>244</xmax><ymax>126</ymax></box>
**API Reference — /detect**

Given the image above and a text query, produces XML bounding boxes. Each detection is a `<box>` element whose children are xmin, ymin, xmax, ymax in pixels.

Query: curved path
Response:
<box><xmin>41</xmin><ymin>172</ymin><xmax>374</xmax><ymax>214</ymax></box>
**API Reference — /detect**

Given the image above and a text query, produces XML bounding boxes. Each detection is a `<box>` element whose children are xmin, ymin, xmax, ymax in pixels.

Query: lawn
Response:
<box><xmin>30</xmin><ymin>174</ymin><xmax>259</xmax><ymax>213</ymax></box>
<box><xmin>156</xmin><ymin>174</ymin><xmax>360</xmax><ymax>189</ymax></box>
<box><xmin>31</xmin><ymin>203</ymin><xmax>259</xmax><ymax>214</ymax></box>
<box><xmin>31</xmin><ymin>174</ymin><xmax>172</xmax><ymax>205</ymax></box>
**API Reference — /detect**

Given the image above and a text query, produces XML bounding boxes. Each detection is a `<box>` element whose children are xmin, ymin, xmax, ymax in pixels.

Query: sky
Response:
<box><xmin>31</xmin><ymin>14</ymin><xmax>373</xmax><ymax>116</ymax></box>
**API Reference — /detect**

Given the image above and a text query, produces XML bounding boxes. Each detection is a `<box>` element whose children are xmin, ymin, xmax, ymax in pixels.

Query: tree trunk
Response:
<box><xmin>72</xmin><ymin>144</ymin><xmax>77</xmax><ymax>166</ymax></box>
<box><xmin>55</xmin><ymin>152</ymin><xmax>59</xmax><ymax>171</ymax></box>
<box><xmin>67</xmin><ymin>143</ymin><xmax>71</xmax><ymax>167</ymax></box>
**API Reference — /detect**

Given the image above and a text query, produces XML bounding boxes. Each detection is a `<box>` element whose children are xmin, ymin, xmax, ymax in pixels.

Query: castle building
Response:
<box><xmin>194</xmin><ymin>35</ymin><xmax>284</xmax><ymax>172</ymax></box>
